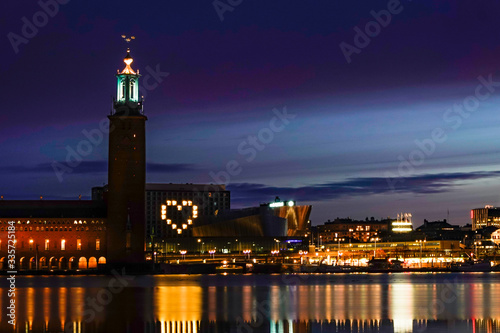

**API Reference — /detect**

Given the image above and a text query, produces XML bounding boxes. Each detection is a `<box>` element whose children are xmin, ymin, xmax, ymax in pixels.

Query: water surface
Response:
<box><xmin>1</xmin><ymin>272</ymin><xmax>500</xmax><ymax>332</ymax></box>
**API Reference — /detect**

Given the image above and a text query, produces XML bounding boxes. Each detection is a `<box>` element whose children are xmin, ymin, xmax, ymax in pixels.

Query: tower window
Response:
<box><xmin>126</xmin><ymin>233</ymin><xmax>131</xmax><ymax>249</ymax></box>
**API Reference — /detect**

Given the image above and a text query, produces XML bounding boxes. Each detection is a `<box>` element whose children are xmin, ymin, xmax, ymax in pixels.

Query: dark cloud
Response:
<box><xmin>146</xmin><ymin>162</ymin><xmax>196</xmax><ymax>173</ymax></box>
<box><xmin>228</xmin><ymin>171</ymin><xmax>500</xmax><ymax>205</ymax></box>
<box><xmin>0</xmin><ymin>161</ymin><xmax>195</xmax><ymax>175</ymax></box>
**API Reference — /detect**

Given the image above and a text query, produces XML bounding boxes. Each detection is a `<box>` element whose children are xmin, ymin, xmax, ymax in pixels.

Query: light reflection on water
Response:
<box><xmin>1</xmin><ymin>273</ymin><xmax>500</xmax><ymax>332</ymax></box>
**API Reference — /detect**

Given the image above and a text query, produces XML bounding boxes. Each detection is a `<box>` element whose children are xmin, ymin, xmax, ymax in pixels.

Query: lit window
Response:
<box><xmin>172</xmin><ymin>224</ymin><xmax>177</xmax><ymax>229</ymax></box>
<box><xmin>177</xmin><ymin>229</ymin><xmax>182</xmax><ymax>234</ymax></box>
<box><xmin>172</xmin><ymin>201</ymin><xmax>177</xmax><ymax>205</ymax></box>
<box><xmin>29</xmin><ymin>239</ymin><xmax>33</xmax><ymax>251</ymax></box>
<box><xmin>166</xmin><ymin>219</ymin><xmax>171</xmax><ymax>225</ymax></box>
<box><xmin>177</xmin><ymin>205</ymin><xmax>182</xmax><ymax>211</ymax></box>
<box><xmin>77</xmin><ymin>239</ymin><xmax>81</xmax><ymax>251</ymax></box>
<box><xmin>45</xmin><ymin>239</ymin><xmax>49</xmax><ymax>251</ymax></box>
<box><xmin>182</xmin><ymin>224</ymin><xmax>187</xmax><ymax>229</ymax></box>
<box><xmin>96</xmin><ymin>239</ymin><xmax>100</xmax><ymax>251</ymax></box>
<box><xmin>182</xmin><ymin>201</ymin><xmax>187</xmax><ymax>206</ymax></box>
<box><xmin>188</xmin><ymin>219</ymin><xmax>192</xmax><ymax>225</ymax></box>
<box><xmin>61</xmin><ymin>239</ymin><xmax>66</xmax><ymax>251</ymax></box>
<box><xmin>167</xmin><ymin>201</ymin><xmax>171</xmax><ymax>206</ymax></box>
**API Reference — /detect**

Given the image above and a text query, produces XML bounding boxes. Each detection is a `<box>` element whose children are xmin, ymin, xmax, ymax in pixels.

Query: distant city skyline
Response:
<box><xmin>2</xmin><ymin>1</ymin><xmax>500</xmax><ymax>226</ymax></box>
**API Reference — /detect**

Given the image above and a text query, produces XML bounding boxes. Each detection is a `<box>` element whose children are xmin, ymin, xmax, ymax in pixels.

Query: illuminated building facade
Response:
<box><xmin>261</xmin><ymin>198</ymin><xmax>311</xmax><ymax>237</ymax></box>
<box><xmin>391</xmin><ymin>213</ymin><xmax>413</xmax><ymax>233</ymax></box>
<box><xmin>146</xmin><ymin>183</ymin><xmax>230</xmax><ymax>240</ymax></box>
<box><xmin>316</xmin><ymin>218</ymin><xmax>390</xmax><ymax>243</ymax></box>
<box><xmin>155</xmin><ymin>199</ymin><xmax>311</xmax><ymax>256</ymax></box>
<box><xmin>471</xmin><ymin>205</ymin><xmax>500</xmax><ymax>230</ymax></box>
<box><xmin>490</xmin><ymin>228</ymin><xmax>500</xmax><ymax>246</ymax></box>
<box><xmin>0</xmin><ymin>200</ymin><xmax>107</xmax><ymax>270</ymax></box>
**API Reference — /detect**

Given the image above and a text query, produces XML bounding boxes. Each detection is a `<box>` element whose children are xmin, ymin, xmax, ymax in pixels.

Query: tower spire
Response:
<box><xmin>120</xmin><ymin>48</ymin><xmax>136</xmax><ymax>75</ymax></box>
<box><xmin>113</xmin><ymin>36</ymin><xmax>142</xmax><ymax>116</ymax></box>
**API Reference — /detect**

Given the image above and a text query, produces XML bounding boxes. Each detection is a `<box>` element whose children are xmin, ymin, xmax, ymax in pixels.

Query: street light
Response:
<box><xmin>243</xmin><ymin>249</ymin><xmax>251</xmax><ymax>260</ymax></box>
<box><xmin>299</xmin><ymin>250</ymin><xmax>308</xmax><ymax>264</ymax></box>
<box><xmin>209</xmin><ymin>249</ymin><xmax>216</xmax><ymax>259</ymax></box>
<box><xmin>417</xmin><ymin>239</ymin><xmax>426</xmax><ymax>268</ymax></box>
<box><xmin>180</xmin><ymin>250</ymin><xmax>187</xmax><ymax>261</ymax></box>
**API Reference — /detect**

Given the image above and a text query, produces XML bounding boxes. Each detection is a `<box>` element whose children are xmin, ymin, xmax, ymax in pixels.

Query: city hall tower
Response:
<box><xmin>107</xmin><ymin>48</ymin><xmax>147</xmax><ymax>266</ymax></box>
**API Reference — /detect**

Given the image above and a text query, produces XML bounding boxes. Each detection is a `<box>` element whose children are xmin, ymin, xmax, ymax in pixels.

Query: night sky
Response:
<box><xmin>2</xmin><ymin>1</ymin><xmax>500</xmax><ymax>226</ymax></box>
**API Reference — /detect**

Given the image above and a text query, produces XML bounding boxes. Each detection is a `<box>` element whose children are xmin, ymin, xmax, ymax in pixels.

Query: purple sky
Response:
<box><xmin>2</xmin><ymin>1</ymin><xmax>500</xmax><ymax>226</ymax></box>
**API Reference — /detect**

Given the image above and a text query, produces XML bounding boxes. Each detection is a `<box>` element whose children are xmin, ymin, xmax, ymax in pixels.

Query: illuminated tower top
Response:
<box><xmin>120</xmin><ymin>49</ymin><xmax>137</xmax><ymax>75</ymax></box>
<box><xmin>114</xmin><ymin>47</ymin><xmax>142</xmax><ymax>116</ymax></box>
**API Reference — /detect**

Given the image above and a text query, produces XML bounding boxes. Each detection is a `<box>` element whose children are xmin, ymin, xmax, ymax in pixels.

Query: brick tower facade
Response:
<box><xmin>107</xmin><ymin>48</ymin><xmax>147</xmax><ymax>266</ymax></box>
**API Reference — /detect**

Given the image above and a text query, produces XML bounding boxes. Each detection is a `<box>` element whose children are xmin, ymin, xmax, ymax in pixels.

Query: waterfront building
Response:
<box><xmin>316</xmin><ymin>217</ymin><xmax>390</xmax><ymax>243</ymax></box>
<box><xmin>491</xmin><ymin>228</ymin><xmax>500</xmax><ymax>246</ymax></box>
<box><xmin>147</xmin><ymin>183</ymin><xmax>230</xmax><ymax>239</ymax></box>
<box><xmin>156</xmin><ymin>199</ymin><xmax>312</xmax><ymax>257</ymax></box>
<box><xmin>391</xmin><ymin>213</ymin><xmax>413</xmax><ymax>233</ymax></box>
<box><xmin>414</xmin><ymin>219</ymin><xmax>465</xmax><ymax>240</ymax></box>
<box><xmin>0</xmin><ymin>200</ymin><xmax>106</xmax><ymax>270</ymax></box>
<box><xmin>471</xmin><ymin>205</ymin><xmax>500</xmax><ymax>230</ymax></box>
<box><xmin>322</xmin><ymin>239</ymin><xmax>464</xmax><ymax>267</ymax></box>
